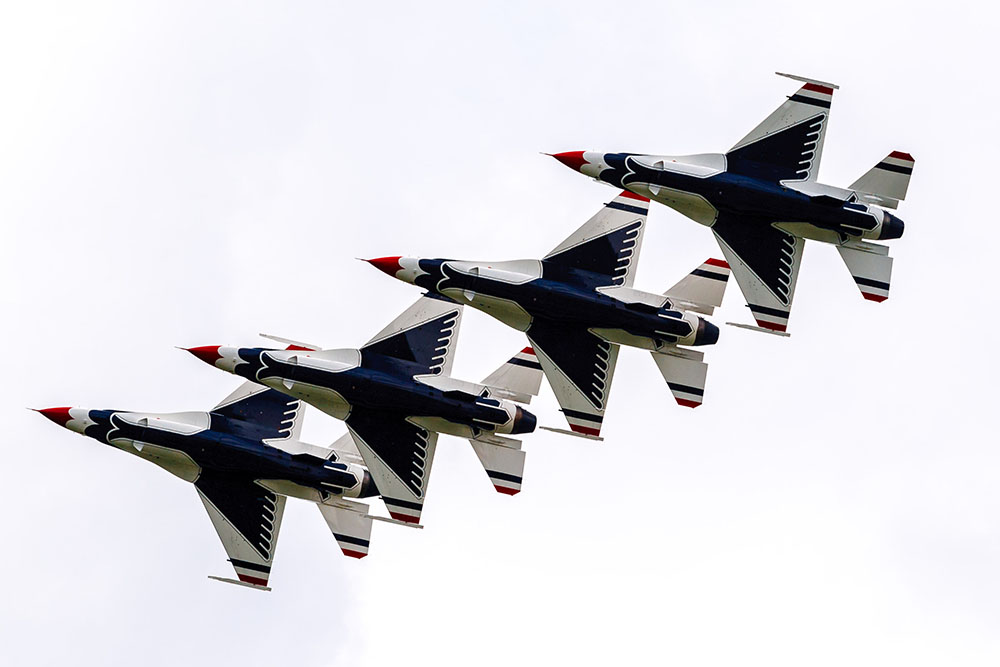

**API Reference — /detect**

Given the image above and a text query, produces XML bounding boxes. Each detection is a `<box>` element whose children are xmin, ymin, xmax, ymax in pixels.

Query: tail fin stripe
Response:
<box><xmin>690</xmin><ymin>269</ymin><xmax>728</xmax><ymax>282</ymax></box>
<box><xmin>506</xmin><ymin>357</ymin><xmax>543</xmax><ymax>370</ymax></box>
<box><xmin>788</xmin><ymin>94</ymin><xmax>831</xmax><ymax>109</ymax></box>
<box><xmin>875</xmin><ymin>161</ymin><xmax>913</xmax><ymax>175</ymax></box>
<box><xmin>604</xmin><ymin>201</ymin><xmax>648</xmax><ymax>215</ymax></box>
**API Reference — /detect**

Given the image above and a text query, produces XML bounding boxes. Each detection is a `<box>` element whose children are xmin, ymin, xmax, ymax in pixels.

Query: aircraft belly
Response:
<box><xmin>408</xmin><ymin>416</ymin><xmax>476</xmax><ymax>439</ymax></box>
<box><xmin>261</xmin><ymin>378</ymin><xmax>351</xmax><ymax>420</ymax></box>
<box><xmin>589</xmin><ymin>327</ymin><xmax>660</xmax><ymax>351</ymax></box>
<box><xmin>773</xmin><ymin>222</ymin><xmax>840</xmax><ymax>244</ymax></box>
<box><xmin>444</xmin><ymin>290</ymin><xmax>532</xmax><ymax>331</ymax></box>
<box><xmin>258</xmin><ymin>479</ymin><xmax>323</xmax><ymax>503</ymax></box>
<box><xmin>638</xmin><ymin>185</ymin><xmax>718</xmax><ymax>226</ymax></box>
<box><xmin>110</xmin><ymin>438</ymin><xmax>201</xmax><ymax>482</ymax></box>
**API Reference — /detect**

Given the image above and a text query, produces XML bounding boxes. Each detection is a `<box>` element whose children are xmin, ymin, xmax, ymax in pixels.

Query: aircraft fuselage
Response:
<box><xmin>586</xmin><ymin>152</ymin><xmax>905</xmax><ymax>243</ymax></box>
<box><xmin>58</xmin><ymin>408</ymin><xmax>373</xmax><ymax>499</ymax></box>
<box><xmin>408</xmin><ymin>258</ymin><xmax>717</xmax><ymax>349</ymax></box>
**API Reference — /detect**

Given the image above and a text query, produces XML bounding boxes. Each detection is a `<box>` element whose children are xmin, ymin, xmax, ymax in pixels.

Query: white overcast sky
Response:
<box><xmin>3</xmin><ymin>1</ymin><xmax>998</xmax><ymax>665</ymax></box>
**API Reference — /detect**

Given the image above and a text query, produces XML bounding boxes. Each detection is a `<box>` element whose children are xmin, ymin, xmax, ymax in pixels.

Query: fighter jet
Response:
<box><xmin>36</xmin><ymin>382</ymin><xmax>386</xmax><ymax>591</ymax></box>
<box><xmin>187</xmin><ymin>295</ymin><xmax>543</xmax><ymax>525</ymax></box>
<box><xmin>366</xmin><ymin>190</ymin><xmax>731</xmax><ymax>440</ymax></box>
<box><xmin>551</xmin><ymin>72</ymin><xmax>913</xmax><ymax>335</ymax></box>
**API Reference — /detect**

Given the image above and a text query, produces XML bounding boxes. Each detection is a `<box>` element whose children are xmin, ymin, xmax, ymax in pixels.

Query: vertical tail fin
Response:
<box><xmin>663</xmin><ymin>258</ymin><xmax>731</xmax><ymax>315</ymax></box>
<box><xmin>481</xmin><ymin>347</ymin><xmax>544</xmax><ymax>404</ymax></box>
<box><xmin>850</xmin><ymin>151</ymin><xmax>914</xmax><ymax>209</ymax></box>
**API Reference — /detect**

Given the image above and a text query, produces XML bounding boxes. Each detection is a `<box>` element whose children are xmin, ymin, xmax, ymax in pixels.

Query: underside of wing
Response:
<box><xmin>712</xmin><ymin>213</ymin><xmax>804</xmax><ymax>333</ymax></box>
<box><xmin>361</xmin><ymin>295</ymin><xmax>462</xmax><ymax>377</ymax></box>
<box><xmin>196</xmin><ymin>473</ymin><xmax>286</xmax><ymax>589</ymax></box>
<box><xmin>346</xmin><ymin>409</ymin><xmax>438</xmax><ymax>524</ymax></box>
<box><xmin>542</xmin><ymin>191</ymin><xmax>648</xmax><ymax>288</ymax></box>
<box><xmin>528</xmin><ymin>322</ymin><xmax>620</xmax><ymax>438</ymax></box>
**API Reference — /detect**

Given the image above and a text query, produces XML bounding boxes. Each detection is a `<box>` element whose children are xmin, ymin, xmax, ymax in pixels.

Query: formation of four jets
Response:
<box><xmin>37</xmin><ymin>73</ymin><xmax>912</xmax><ymax>590</ymax></box>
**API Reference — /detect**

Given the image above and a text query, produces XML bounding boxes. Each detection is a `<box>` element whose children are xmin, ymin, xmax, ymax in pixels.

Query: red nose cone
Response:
<box><xmin>551</xmin><ymin>151</ymin><xmax>589</xmax><ymax>173</ymax></box>
<box><xmin>37</xmin><ymin>407</ymin><xmax>74</xmax><ymax>427</ymax></box>
<box><xmin>367</xmin><ymin>256</ymin><xmax>403</xmax><ymax>276</ymax></box>
<box><xmin>186</xmin><ymin>345</ymin><xmax>223</xmax><ymax>366</ymax></box>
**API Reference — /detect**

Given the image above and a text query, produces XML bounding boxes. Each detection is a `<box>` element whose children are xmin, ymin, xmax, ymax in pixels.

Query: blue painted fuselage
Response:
<box><xmin>598</xmin><ymin>153</ymin><xmax>903</xmax><ymax>240</ymax></box>
<box><xmin>79</xmin><ymin>409</ymin><xmax>369</xmax><ymax>495</ymax></box>
<box><xmin>411</xmin><ymin>260</ymin><xmax>704</xmax><ymax>347</ymax></box>
<box><xmin>231</xmin><ymin>348</ymin><xmax>520</xmax><ymax>431</ymax></box>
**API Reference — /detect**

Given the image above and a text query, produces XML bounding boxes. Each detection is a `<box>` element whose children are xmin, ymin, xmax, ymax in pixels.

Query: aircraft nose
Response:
<box><xmin>36</xmin><ymin>407</ymin><xmax>74</xmax><ymax>427</ymax></box>
<box><xmin>366</xmin><ymin>256</ymin><xmax>403</xmax><ymax>277</ymax></box>
<box><xmin>878</xmin><ymin>212</ymin><xmax>905</xmax><ymax>240</ymax></box>
<box><xmin>186</xmin><ymin>345</ymin><xmax>223</xmax><ymax>366</ymax></box>
<box><xmin>550</xmin><ymin>151</ymin><xmax>590</xmax><ymax>173</ymax></box>
<box><xmin>511</xmin><ymin>406</ymin><xmax>537</xmax><ymax>435</ymax></box>
<box><xmin>693</xmin><ymin>318</ymin><xmax>720</xmax><ymax>346</ymax></box>
<box><xmin>35</xmin><ymin>407</ymin><xmax>92</xmax><ymax>434</ymax></box>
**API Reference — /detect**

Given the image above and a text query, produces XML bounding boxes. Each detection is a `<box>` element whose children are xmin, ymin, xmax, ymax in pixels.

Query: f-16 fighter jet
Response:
<box><xmin>37</xmin><ymin>383</ymin><xmax>384</xmax><ymax>591</ymax></box>
<box><xmin>551</xmin><ymin>72</ymin><xmax>913</xmax><ymax>335</ymax></box>
<box><xmin>366</xmin><ymin>190</ymin><xmax>731</xmax><ymax>440</ymax></box>
<box><xmin>187</xmin><ymin>295</ymin><xmax>543</xmax><ymax>525</ymax></box>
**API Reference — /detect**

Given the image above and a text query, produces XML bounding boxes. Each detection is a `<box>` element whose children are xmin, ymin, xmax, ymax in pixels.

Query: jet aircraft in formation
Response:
<box><xmin>36</xmin><ymin>72</ymin><xmax>911</xmax><ymax>591</ymax></box>
<box><xmin>367</xmin><ymin>190</ymin><xmax>731</xmax><ymax>439</ymax></box>
<box><xmin>551</xmin><ymin>72</ymin><xmax>913</xmax><ymax>334</ymax></box>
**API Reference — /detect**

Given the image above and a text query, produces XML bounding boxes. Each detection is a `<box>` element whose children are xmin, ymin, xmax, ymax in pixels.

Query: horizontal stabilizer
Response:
<box><xmin>850</xmin><ymin>151</ymin><xmax>914</xmax><ymax>209</ymax></box>
<box><xmin>470</xmin><ymin>436</ymin><xmax>524</xmax><ymax>495</ymax></box>
<box><xmin>651</xmin><ymin>349</ymin><xmax>707</xmax><ymax>408</ymax></box>
<box><xmin>837</xmin><ymin>241</ymin><xmax>893</xmax><ymax>302</ymax></box>
<box><xmin>664</xmin><ymin>258</ymin><xmax>731</xmax><ymax>315</ymax></box>
<box><xmin>317</xmin><ymin>499</ymin><xmax>373</xmax><ymax>559</ymax></box>
<box><xmin>480</xmin><ymin>347</ymin><xmax>544</xmax><ymax>404</ymax></box>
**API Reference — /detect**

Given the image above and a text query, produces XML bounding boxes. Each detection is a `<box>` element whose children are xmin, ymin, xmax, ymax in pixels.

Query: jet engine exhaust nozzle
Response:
<box><xmin>693</xmin><ymin>318</ymin><xmax>720</xmax><ymax>346</ymax></box>
<box><xmin>510</xmin><ymin>406</ymin><xmax>537</xmax><ymax>435</ymax></box>
<box><xmin>878</xmin><ymin>212</ymin><xmax>905</xmax><ymax>240</ymax></box>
